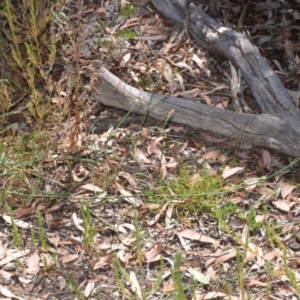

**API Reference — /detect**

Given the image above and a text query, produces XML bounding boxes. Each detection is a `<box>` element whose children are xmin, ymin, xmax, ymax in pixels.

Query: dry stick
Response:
<box><xmin>237</xmin><ymin>0</ymin><xmax>251</xmax><ymax>30</ymax></box>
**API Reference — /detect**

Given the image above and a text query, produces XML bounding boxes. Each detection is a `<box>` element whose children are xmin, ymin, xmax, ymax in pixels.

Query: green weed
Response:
<box><xmin>67</xmin><ymin>276</ymin><xmax>86</xmax><ymax>300</ymax></box>
<box><xmin>120</xmin><ymin>3</ymin><xmax>137</xmax><ymax>18</ymax></box>
<box><xmin>112</xmin><ymin>211</ymin><xmax>177</xmax><ymax>299</ymax></box>
<box><xmin>0</xmin><ymin>0</ymin><xmax>65</xmax><ymax>123</ymax></box>
<box><xmin>8</xmin><ymin>206</ymin><xmax>22</xmax><ymax>247</ymax></box>
<box><xmin>81</xmin><ymin>205</ymin><xmax>95</xmax><ymax>249</ymax></box>
<box><xmin>36</xmin><ymin>210</ymin><xmax>49</xmax><ymax>251</ymax></box>
<box><xmin>115</xmin><ymin>29</ymin><xmax>137</xmax><ymax>39</ymax></box>
<box><xmin>172</xmin><ymin>252</ymin><xmax>187</xmax><ymax>300</ymax></box>
<box><xmin>152</xmin><ymin>163</ymin><xmax>223</xmax><ymax>217</ymax></box>
<box><xmin>30</xmin><ymin>227</ymin><xmax>37</xmax><ymax>247</ymax></box>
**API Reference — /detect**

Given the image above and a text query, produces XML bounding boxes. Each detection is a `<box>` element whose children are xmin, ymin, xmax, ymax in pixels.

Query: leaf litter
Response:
<box><xmin>2</xmin><ymin>0</ymin><xmax>300</xmax><ymax>299</ymax></box>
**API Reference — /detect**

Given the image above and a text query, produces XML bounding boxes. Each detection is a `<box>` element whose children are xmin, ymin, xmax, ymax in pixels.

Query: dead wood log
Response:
<box><xmin>91</xmin><ymin>0</ymin><xmax>300</xmax><ymax>157</ymax></box>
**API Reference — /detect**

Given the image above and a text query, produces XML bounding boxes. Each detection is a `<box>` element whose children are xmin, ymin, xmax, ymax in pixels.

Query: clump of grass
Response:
<box><xmin>0</xmin><ymin>131</ymin><xmax>51</xmax><ymax>207</ymax></box>
<box><xmin>81</xmin><ymin>204</ymin><xmax>95</xmax><ymax>249</ymax></box>
<box><xmin>172</xmin><ymin>252</ymin><xmax>187</xmax><ymax>300</ymax></box>
<box><xmin>67</xmin><ymin>275</ymin><xmax>86</xmax><ymax>300</ymax></box>
<box><xmin>8</xmin><ymin>206</ymin><xmax>22</xmax><ymax>247</ymax></box>
<box><xmin>151</xmin><ymin>163</ymin><xmax>223</xmax><ymax>217</ymax></box>
<box><xmin>120</xmin><ymin>3</ymin><xmax>137</xmax><ymax>18</ymax></box>
<box><xmin>0</xmin><ymin>0</ymin><xmax>65</xmax><ymax>123</ymax></box>
<box><xmin>36</xmin><ymin>210</ymin><xmax>49</xmax><ymax>251</ymax></box>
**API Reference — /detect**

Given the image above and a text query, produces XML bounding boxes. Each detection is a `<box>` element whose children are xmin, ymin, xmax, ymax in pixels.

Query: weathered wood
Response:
<box><xmin>151</xmin><ymin>0</ymin><xmax>299</xmax><ymax>118</ymax></box>
<box><xmin>91</xmin><ymin>0</ymin><xmax>300</xmax><ymax>157</ymax></box>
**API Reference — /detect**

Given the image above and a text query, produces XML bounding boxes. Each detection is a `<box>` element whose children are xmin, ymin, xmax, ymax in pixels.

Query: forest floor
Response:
<box><xmin>1</xmin><ymin>0</ymin><xmax>300</xmax><ymax>299</ymax></box>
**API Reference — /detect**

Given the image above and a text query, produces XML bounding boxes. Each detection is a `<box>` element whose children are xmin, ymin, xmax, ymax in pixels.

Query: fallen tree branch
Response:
<box><xmin>91</xmin><ymin>0</ymin><xmax>300</xmax><ymax>157</ymax></box>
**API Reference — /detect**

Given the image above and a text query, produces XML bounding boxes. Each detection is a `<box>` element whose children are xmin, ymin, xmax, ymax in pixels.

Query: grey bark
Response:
<box><xmin>91</xmin><ymin>0</ymin><xmax>300</xmax><ymax>157</ymax></box>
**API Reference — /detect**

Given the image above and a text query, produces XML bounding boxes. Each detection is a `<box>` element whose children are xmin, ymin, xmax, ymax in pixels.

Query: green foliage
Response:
<box><xmin>152</xmin><ymin>163</ymin><xmax>223</xmax><ymax>217</ymax></box>
<box><xmin>98</xmin><ymin>20</ymin><xmax>109</xmax><ymax>28</ymax></box>
<box><xmin>239</xmin><ymin>206</ymin><xmax>262</xmax><ymax>232</ymax></box>
<box><xmin>220</xmin><ymin>201</ymin><xmax>238</xmax><ymax>215</ymax></box>
<box><xmin>133</xmin><ymin>210</ymin><xmax>143</xmax><ymax>268</ymax></box>
<box><xmin>30</xmin><ymin>228</ymin><xmax>37</xmax><ymax>247</ymax></box>
<box><xmin>8</xmin><ymin>206</ymin><xmax>22</xmax><ymax>247</ymax></box>
<box><xmin>115</xmin><ymin>29</ymin><xmax>137</xmax><ymax>39</ymax></box>
<box><xmin>15</xmin><ymin>257</ymin><xmax>21</xmax><ymax>269</ymax></box>
<box><xmin>172</xmin><ymin>252</ymin><xmax>187</xmax><ymax>300</ymax></box>
<box><xmin>282</xmin><ymin>249</ymin><xmax>300</xmax><ymax>297</ymax></box>
<box><xmin>112</xmin><ymin>210</ymin><xmax>183</xmax><ymax>299</ymax></box>
<box><xmin>112</xmin><ymin>254</ymin><xmax>133</xmax><ymax>298</ymax></box>
<box><xmin>133</xmin><ymin>211</ymin><xmax>147</xmax><ymax>299</ymax></box>
<box><xmin>120</xmin><ymin>3</ymin><xmax>137</xmax><ymax>18</ymax></box>
<box><xmin>67</xmin><ymin>276</ymin><xmax>86</xmax><ymax>300</ymax></box>
<box><xmin>43</xmin><ymin>256</ymin><xmax>50</xmax><ymax>272</ymax></box>
<box><xmin>0</xmin><ymin>0</ymin><xmax>64</xmax><ymax>122</ymax></box>
<box><xmin>81</xmin><ymin>205</ymin><xmax>95</xmax><ymax>249</ymax></box>
<box><xmin>36</xmin><ymin>210</ymin><xmax>49</xmax><ymax>251</ymax></box>
<box><xmin>0</xmin><ymin>80</ymin><xmax>13</xmax><ymax>114</ymax></box>
<box><xmin>150</xmin><ymin>255</ymin><xmax>164</xmax><ymax>294</ymax></box>
<box><xmin>236</xmin><ymin>248</ymin><xmax>245</xmax><ymax>298</ymax></box>
<box><xmin>0</xmin><ymin>130</ymin><xmax>51</xmax><ymax>210</ymax></box>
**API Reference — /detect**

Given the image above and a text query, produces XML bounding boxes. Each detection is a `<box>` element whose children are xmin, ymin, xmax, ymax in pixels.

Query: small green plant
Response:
<box><xmin>36</xmin><ymin>210</ymin><xmax>49</xmax><ymax>251</ymax></box>
<box><xmin>172</xmin><ymin>252</ymin><xmax>186</xmax><ymax>300</ymax></box>
<box><xmin>239</xmin><ymin>206</ymin><xmax>262</xmax><ymax>232</ymax></box>
<box><xmin>115</xmin><ymin>29</ymin><xmax>137</xmax><ymax>39</ymax></box>
<box><xmin>30</xmin><ymin>228</ymin><xmax>37</xmax><ymax>247</ymax></box>
<box><xmin>0</xmin><ymin>80</ymin><xmax>13</xmax><ymax>113</ymax></box>
<box><xmin>112</xmin><ymin>254</ymin><xmax>133</xmax><ymax>298</ymax></box>
<box><xmin>150</xmin><ymin>255</ymin><xmax>164</xmax><ymax>295</ymax></box>
<box><xmin>220</xmin><ymin>201</ymin><xmax>238</xmax><ymax>216</ymax></box>
<box><xmin>15</xmin><ymin>257</ymin><xmax>21</xmax><ymax>269</ymax></box>
<box><xmin>0</xmin><ymin>0</ymin><xmax>65</xmax><ymax>123</ymax></box>
<box><xmin>0</xmin><ymin>190</ymin><xmax>6</xmax><ymax>210</ymax></box>
<box><xmin>81</xmin><ymin>205</ymin><xmax>95</xmax><ymax>249</ymax></box>
<box><xmin>98</xmin><ymin>20</ymin><xmax>109</xmax><ymax>28</ymax></box>
<box><xmin>282</xmin><ymin>249</ymin><xmax>300</xmax><ymax>297</ymax></box>
<box><xmin>224</xmin><ymin>282</ymin><xmax>233</xmax><ymax>298</ymax></box>
<box><xmin>134</xmin><ymin>211</ymin><xmax>143</xmax><ymax>269</ymax></box>
<box><xmin>8</xmin><ymin>206</ymin><xmax>22</xmax><ymax>247</ymax></box>
<box><xmin>152</xmin><ymin>163</ymin><xmax>223</xmax><ymax>217</ymax></box>
<box><xmin>43</xmin><ymin>256</ymin><xmax>49</xmax><ymax>272</ymax></box>
<box><xmin>188</xmin><ymin>273</ymin><xmax>197</xmax><ymax>300</ymax></box>
<box><xmin>112</xmin><ymin>210</ymin><xmax>169</xmax><ymax>299</ymax></box>
<box><xmin>236</xmin><ymin>248</ymin><xmax>245</xmax><ymax>299</ymax></box>
<box><xmin>133</xmin><ymin>211</ymin><xmax>147</xmax><ymax>299</ymax></box>
<box><xmin>112</xmin><ymin>211</ymin><xmax>144</xmax><ymax>299</ymax></box>
<box><xmin>120</xmin><ymin>3</ymin><xmax>137</xmax><ymax>18</ymax></box>
<box><xmin>67</xmin><ymin>276</ymin><xmax>86</xmax><ymax>300</ymax></box>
